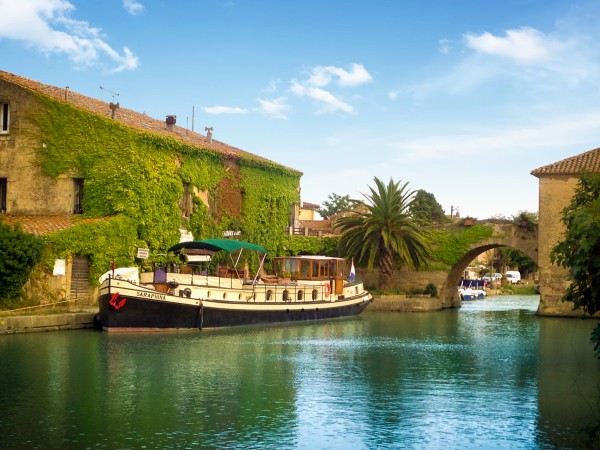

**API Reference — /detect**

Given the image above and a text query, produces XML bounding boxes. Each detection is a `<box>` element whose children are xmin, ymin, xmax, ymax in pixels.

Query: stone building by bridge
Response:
<box><xmin>531</xmin><ymin>146</ymin><xmax>600</xmax><ymax>316</ymax></box>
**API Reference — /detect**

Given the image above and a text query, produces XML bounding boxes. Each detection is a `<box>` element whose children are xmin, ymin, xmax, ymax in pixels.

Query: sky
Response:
<box><xmin>2</xmin><ymin>0</ymin><xmax>600</xmax><ymax>219</ymax></box>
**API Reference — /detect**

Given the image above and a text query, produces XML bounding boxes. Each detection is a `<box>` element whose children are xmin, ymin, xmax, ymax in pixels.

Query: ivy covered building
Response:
<box><xmin>0</xmin><ymin>70</ymin><xmax>301</xmax><ymax>305</ymax></box>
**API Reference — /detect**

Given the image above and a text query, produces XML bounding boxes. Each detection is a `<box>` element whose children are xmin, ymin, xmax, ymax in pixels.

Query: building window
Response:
<box><xmin>181</xmin><ymin>182</ymin><xmax>192</xmax><ymax>217</ymax></box>
<box><xmin>0</xmin><ymin>178</ymin><xmax>6</xmax><ymax>213</ymax></box>
<box><xmin>1</xmin><ymin>103</ymin><xmax>9</xmax><ymax>134</ymax></box>
<box><xmin>73</xmin><ymin>178</ymin><xmax>84</xmax><ymax>214</ymax></box>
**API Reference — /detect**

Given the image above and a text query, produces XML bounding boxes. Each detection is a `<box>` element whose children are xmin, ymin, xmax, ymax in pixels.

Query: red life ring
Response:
<box><xmin>324</xmin><ymin>282</ymin><xmax>331</xmax><ymax>299</ymax></box>
<box><xmin>109</xmin><ymin>292</ymin><xmax>127</xmax><ymax>310</ymax></box>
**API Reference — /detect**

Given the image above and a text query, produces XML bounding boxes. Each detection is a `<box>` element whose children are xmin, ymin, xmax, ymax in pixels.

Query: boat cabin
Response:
<box><xmin>272</xmin><ymin>256</ymin><xmax>345</xmax><ymax>295</ymax></box>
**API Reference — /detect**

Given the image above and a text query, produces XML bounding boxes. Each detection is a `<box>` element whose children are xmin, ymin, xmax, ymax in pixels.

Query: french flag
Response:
<box><xmin>349</xmin><ymin>258</ymin><xmax>356</xmax><ymax>281</ymax></box>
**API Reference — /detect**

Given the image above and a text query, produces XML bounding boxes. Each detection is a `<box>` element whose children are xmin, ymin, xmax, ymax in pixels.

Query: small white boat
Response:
<box><xmin>458</xmin><ymin>287</ymin><xmax>486</xmax><ymax>301</ymax></box>
<box><xmin>97</xmin><ymin>239</ymin><xmax>373</xmax><ymax>331</ymax></box>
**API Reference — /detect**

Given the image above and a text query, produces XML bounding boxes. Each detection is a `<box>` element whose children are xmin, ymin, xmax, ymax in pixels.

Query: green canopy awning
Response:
<box><xmin>168</xmin><ymin>239</ymin><xmax>267</xmax><ymax>254</ymax></box>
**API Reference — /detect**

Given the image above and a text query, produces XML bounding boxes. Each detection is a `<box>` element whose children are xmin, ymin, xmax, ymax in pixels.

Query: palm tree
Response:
<box><xmin>335</xmin><ymin>177</ymin><xmax>431</xmax><ymax>290</ymax></box>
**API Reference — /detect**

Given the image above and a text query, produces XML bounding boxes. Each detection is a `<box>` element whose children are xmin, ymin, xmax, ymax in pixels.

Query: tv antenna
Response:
<box><xmin>99</xmin><ymin>85</ymin><xmax>119</xmax><ymax>102</ymax></box>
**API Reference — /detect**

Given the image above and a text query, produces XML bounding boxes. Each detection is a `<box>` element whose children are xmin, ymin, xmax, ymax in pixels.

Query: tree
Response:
<box><xmin>409</xmin><ymin>189</ymin><xmax>447</xmax><ymax>223</ymax></box>
<box><xmin>497</xmin><ymin>247</ymin><xmax>537</xmax><ymax>278</ymax></box>
<box><xmin>317</xmin><ymin>193</ymin><xmax>359</xmax><ymax>220</ymax></box>
<box><xmin>335</xmin><ymin>177</ymin><xmax>431</xmax><ymax>290</ymax></box>
<box><xmin>0</xmin><ymin>220</ymin><xmax>45</xmax><ymax>308</ymax></box>
<box><xmin>550</xmin><ymin>172</ymin><xmax>600</xmax><ymax>316</ymax></box>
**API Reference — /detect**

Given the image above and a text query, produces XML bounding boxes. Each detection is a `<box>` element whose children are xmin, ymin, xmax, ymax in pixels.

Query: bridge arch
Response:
<box><xmin>439</xmin><ymin>223</ymin><xmax>538</xmax><ymax>307</ymax></box>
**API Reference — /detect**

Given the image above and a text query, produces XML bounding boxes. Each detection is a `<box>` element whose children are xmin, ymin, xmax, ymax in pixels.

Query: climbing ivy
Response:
<box><xmin>238</xmin><ymin>160</ymin><xmax>301</xmax><ymax>255</ymax></box>
<box><xmin>26</xmin><ymin>93</ymin><xmax>301</xmax><ymax>284</ymax></box>
<box><xmin>428</xmin><ymin>224</ymin><xmax>495</xmax><ymax>267</ymax></box>
<box><xmin>42</xmin><ymin>215</ymin><xmax>141</xmax><ymax>282</ymax></box>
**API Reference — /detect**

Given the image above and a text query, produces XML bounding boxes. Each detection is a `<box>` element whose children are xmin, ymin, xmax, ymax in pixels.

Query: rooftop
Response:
<box><xmin>1</xmin><ymin>215</ymin><xmax>107</xmax><ymax>236</ymax></box>
<box><xmin>531</xmin><ymin>147</ymin><xmax>600</xmax><ymax>176</ymax></box>
<box><xmin>0</xmin><ymin>70</ymin><xmax>300</xmax><ymax>173</ymax></box>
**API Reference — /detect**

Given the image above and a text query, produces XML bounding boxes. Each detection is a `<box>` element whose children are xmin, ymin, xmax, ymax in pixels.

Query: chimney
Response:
<box><xmin>65</xmin><ymin>86</ymin><xmax>70</xmax><ymax>102</ymax></box>
<box><xmin>109</xmin><ymin>102</ymin><xmax>120</xmax><ymax>119</ymax></box>
<box><xmin>205</xmin><ymin>126</ymin><xmax>213</xmax><ymax>143</ymax></box>
<box><xmin>166</xmin><ymin>115</ymin><xmax>176</xmax><ymax>131</ymax></box>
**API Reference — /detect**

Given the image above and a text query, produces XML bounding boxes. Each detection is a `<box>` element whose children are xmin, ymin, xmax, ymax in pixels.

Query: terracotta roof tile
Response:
<box><xmin>1</xmin><ymin>215</ymin><xmax>107</xmax><ymax>236</ymax></box>
<box><xmin>531</xmin><ymin>147</ymin><xmax>600</xmax><ymax>176</ymax></box>
<box><xmin>0</xmin><ymin>70</ymin><xmax>300</xmax><ymax>173</ymax></box>
<box><xmin>299</xmin><ymin>219</ymin><xmax>332</xmax><ymax>230</ymax></box>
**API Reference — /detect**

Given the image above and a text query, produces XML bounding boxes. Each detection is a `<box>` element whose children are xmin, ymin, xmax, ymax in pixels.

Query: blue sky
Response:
<box><xmin>2</xmin><ymin>0</ymin><xmax>600</xmax><ymax>219</ymax></box>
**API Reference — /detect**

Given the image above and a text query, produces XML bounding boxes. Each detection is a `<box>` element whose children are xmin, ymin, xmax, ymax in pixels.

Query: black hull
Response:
<box><xmin>200</xmin><ymin>300</ymin><xmax>371</xmax><ymax>329</ymax></box>
<box><xmin>98</xmin><ymin>292</ymin><xmax>371</xmax><ymax>332</ymax></box>
<box><xmin>99</xmin><ymin>293</ymin><xmax>202</xmax><ymax>331</ymax></box>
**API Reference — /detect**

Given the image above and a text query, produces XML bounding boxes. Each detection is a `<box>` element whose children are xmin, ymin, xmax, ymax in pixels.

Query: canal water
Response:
<box><xmin>0</xmin><ymin>295</ymin><xmax>599</xmax><ymax>449</ymax></box>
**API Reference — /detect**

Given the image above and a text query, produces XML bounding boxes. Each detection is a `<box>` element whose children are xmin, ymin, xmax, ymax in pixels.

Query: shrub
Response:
<box><xmin>0</xmin><ymin>221</ymin><xmax>45</xmax><ymax>308</ymax></box>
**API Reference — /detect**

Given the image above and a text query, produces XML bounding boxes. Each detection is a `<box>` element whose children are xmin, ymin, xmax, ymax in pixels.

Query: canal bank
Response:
<box><xmin>0</xmin><ymin>310</ymin><xmax>96</xmax><ymax>335</ymax></box>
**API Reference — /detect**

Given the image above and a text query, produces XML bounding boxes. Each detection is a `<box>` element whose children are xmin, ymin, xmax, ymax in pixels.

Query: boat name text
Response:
<box><xmin>136</xmin><ymin>291</ymin><xmax>167</xmax><ymax>300</ymax></box>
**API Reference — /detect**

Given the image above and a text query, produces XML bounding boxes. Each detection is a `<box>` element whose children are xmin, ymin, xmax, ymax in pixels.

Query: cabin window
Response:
<box><xmin>300</xmin><ymin>260</ymin><xmax>310</xmax><ymax>277</ymax></box>
<box><xmin>312</xmin><ymin>289</ymin><xmax>318</xmax><ymax>300</ymax></box>
<box><xmin>0</xmin><ymin>103</ymin><xmax>9</xmax><ymax>134</ymax></box>
<box><xmin>297</xmin><ymin>290</ymin><xmax>303</xmax><ymax>300</ymax></box>
<box><xmin>282</xmin><ymin>290</ymin><xmax>289</xmax><ymax>301</ymax></box>
<box><xmin>266</xmin><ymin>290</ymin><xmax>273</xmax><ymax>301</ymax></box>
<box><xmin>73</xmin><ymin>178</ymin><xmax>84</xmax><ymax>214</ymax></box>
<box><xmin>0</xmin><ymin>178</ymin><xmax>6</xmax><ymax>213</ymax></box>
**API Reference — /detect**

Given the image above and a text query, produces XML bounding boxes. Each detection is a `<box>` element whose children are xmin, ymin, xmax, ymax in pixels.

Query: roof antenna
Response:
<box><xmin>99</xmin><ymin>85</ymin><xmax>119</xmax><ymax>103</ymax></box>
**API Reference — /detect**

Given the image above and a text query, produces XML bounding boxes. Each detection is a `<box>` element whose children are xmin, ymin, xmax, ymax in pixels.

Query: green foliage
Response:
<box><xmin>424</xmin><ymin>282</ymin><xmax>438</xmax><ymax>297</ymax></box>
<box><xmin>25</xmin><ymin>93</ymin><xmax>300</xmax><ymax>285</ymax></box>
<box><xmin>497</xmin><ymin>247</ymin><xmax>537</xmax><ymax>276</ymax></box>
<box><xmin>551</xmin><ymin>172</ymin><xmax>600</xmax><ymax>315</ymax></box>
<box><xmin>317</xmin><ymin>193</ymin><xmax>360</xmax><ymax>219</ymax></box>
<box><xmin>501</xmin><ymin>284</ymin><xmax>538</xmax><ymax>295</ymax></box>
<box><xmin>591</xmin><ymin>324</ymin><xmax>600</xmax><ymax>359</ymax></box>
<box><xmin>410</xmin><ymin>189</ymin><xmax>448</xmax><ymax>223</ymax></box>
<box><xmin>281</xmin><ymin>236</ymin><xmax>338</xmax><ymax>256</ymax></box>
<box><xmin>42</xmin><ymin>216</ymin><xmax>141</xmax><ymax>283</ymax></box>
<box><xmin>336</xmin><ymin>177</ymin><xmax>431</xmax><ymax>289</ymax></box>
<box><xmin>513</xmin><ymin>210</ymin><xmax>538</xmax><ymax>231</ymax></box>
<box><xmin>0</xmin><ymin>221</ymin><xmax>45</xmax><ymax>308</ymax></box>
<box><xmin>238</xmin><ymin>161</ymin><xmax>300</xmax><ymax>256</ymax></box>
<box><xmin>428</xmin><ymin>224</ymin><xmax>494</xmax><ymax>267</ymax></box>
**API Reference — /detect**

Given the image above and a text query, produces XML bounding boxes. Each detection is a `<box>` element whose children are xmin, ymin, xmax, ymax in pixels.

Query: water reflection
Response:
<box><xmin>0</xmin><ymin>296</ymin><xmax>598</xmax><ymax>449</ymax></box>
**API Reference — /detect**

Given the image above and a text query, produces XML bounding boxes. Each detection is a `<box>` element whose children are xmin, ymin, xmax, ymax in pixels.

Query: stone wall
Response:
<box><xmin>0</xmin><ymin>79</ymin><xmax>76</xmax><ymax>214</ymax></box>
<box><xmin>357</xmin><ymin>268</ymin><xmax>453</xmax><ymax>308</ymax></box>
<box><xmin>536</xmin><ymin>175</ymin><xmax>579</xmax><ymax>316</ymax></box>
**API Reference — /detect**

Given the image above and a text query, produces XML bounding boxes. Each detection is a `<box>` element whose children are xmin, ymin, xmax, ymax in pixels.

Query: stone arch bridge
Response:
<box><xmin>439</xmin><ymin>222</ymin><xmax>538</xmax><ymax>308</ymax></box>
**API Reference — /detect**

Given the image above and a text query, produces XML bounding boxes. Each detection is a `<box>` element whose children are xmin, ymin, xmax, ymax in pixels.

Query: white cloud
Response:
<box><xmin>464</xmin><ymin>27</ymin><xmax>565</xmax><ymax>64</ymax></box>
<box><xmin>306</xmin><ymin>63</ymin><xmax>372</xmax><ymax>87</ymax></box>
<box><xmin>123</xmin><ymin>0</ymin><xmax>145</xmax><ymax>16</ymax></box>
<box><xmin>438</xmin><ymin>38</ymin><xmax>451</xmax><ymax>54</ymax></box>
<box><xmin>0</xmin><ymin>0</ymin><xmax>139</xmax><ymax>71</ymax></box>
<box><xmin>204</xmin><ymin>105</ymin><xmax>248</xmax><ymax>115</ymax></box>
<box><xmin>290</xmin><ymin>81</ymin><xmax>354</xmax><ymax>114</ymax></box>
<box><xmin>261</xmin><ymin>79</ymin><xmax>280</xmax><ymax>93</ymax></box>
<box><xmin>255</xmin><ymin>97</ymin><xmax>289</xmax><ymax>120</ymax></box>
<box><xmin>389</xmin><ymin>112</ymin><xmax>600</xmax><ymax>162</ymax></box>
